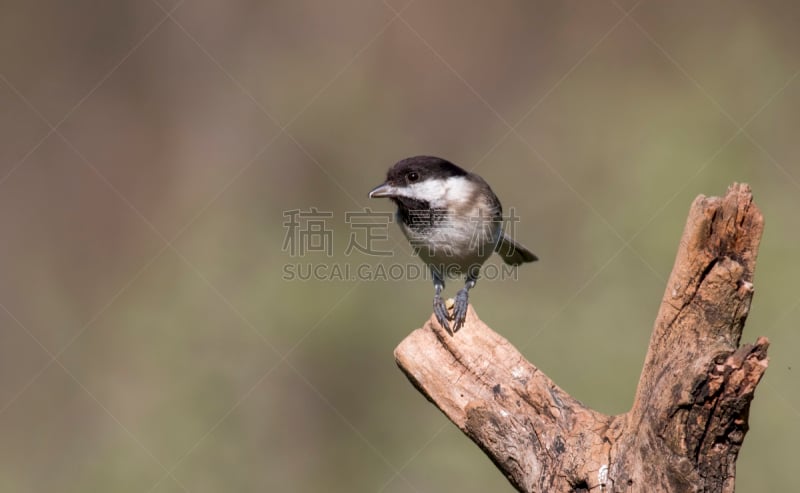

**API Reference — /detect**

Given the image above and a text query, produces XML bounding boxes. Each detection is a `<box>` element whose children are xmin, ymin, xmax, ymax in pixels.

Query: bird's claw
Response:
<box><xmin>433</xmin><ymin>294</ymin><xmax>451</xmax><ymax>334</ymax></box>
<box><xmin>452</xmin><ymin>288</ymin><xmax>469</xmax><ymax>332</ymax></box>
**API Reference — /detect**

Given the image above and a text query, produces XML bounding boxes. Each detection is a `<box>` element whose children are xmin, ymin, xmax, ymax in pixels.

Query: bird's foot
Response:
<box><xmin>452</xmin><ymin>288</ymin><xmax>469</xmax><ymax>332</ymax></box>
<box><xmin>433</xmin><ymin>294</ymin><xmax>451</xmax><ymax>334</ymax></box>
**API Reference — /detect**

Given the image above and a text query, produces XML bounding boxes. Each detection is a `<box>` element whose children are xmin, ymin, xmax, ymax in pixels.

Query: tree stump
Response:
<box><xmin>394</xmin><ymin>184</ymin><xmax>768</xmax><ymax>492</ymax></box>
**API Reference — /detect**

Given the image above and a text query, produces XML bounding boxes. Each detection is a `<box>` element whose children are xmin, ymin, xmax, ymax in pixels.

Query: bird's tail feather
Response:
<box><xmin>496</xmin><ymin>232</ymin><xmax>538</xmax><ymax>266</ymax></box>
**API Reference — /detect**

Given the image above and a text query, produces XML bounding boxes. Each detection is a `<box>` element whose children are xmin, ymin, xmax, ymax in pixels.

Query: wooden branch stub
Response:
<box><xmin>395</xmin><ymin>305</ymin><xmax>618</xmax><ymax>491</ymax></box>
<box><xmin>394</xmin><ymin>184</ymin><xmax>768</xmax><ymax>492</ymax></box>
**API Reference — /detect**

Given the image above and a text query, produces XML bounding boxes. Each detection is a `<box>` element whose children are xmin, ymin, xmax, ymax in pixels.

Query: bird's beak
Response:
<box><xmin>369</xmin><ymin>182</ymin><xmax>397</xmax><ymax>198</ymax></box>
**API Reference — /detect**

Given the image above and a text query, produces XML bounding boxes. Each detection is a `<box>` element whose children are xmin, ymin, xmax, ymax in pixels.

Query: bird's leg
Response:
<box><xmin>431</xmin><ymin>269</ymin><xmax>450</xmax><ymax>334</ymax></box>
<box><xmin>452</xmin><ymin>275</ymin><xmax>477</xmax><ymax>333</ymax></box>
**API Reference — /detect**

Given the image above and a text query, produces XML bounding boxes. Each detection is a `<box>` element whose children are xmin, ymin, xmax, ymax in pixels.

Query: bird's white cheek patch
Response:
<box><xmin>395</xmin><ymin>176</ymin><xmax>475</xmax><ymax>209</ymax></box>
<box><xmin>443</xmin><ymin>176</ymin><xmax>475</xmax><ymax>207</ymax></box>
<box><xmin>405</xmin><ymin>179</ymin><xmax>448</xmax><ymax>206</ymax></box>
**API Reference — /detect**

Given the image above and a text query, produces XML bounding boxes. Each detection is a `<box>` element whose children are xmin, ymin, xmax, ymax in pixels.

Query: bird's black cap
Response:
<box><xmin>385</xmin><ymin>155</ymin><xmax>469</xmax><ymax>185</ymax></box>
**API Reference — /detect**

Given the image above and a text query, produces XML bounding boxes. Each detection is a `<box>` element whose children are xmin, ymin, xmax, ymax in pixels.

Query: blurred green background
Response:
<box><xmin>1</xmin><ymin>1</ymin><xmax>798</xmax><ymax>491</ymax></box>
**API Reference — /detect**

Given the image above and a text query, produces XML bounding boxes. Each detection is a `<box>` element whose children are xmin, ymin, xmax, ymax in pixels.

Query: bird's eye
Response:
<box><xmin>407</xmin><ymin>172</ymin><xmax>419</xmax><ymax>182</ymax></box>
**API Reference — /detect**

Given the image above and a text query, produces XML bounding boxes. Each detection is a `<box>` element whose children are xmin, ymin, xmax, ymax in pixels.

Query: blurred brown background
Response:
<box><xmin>1</xmin><ymin>1</ymin><xmax>798</xmax><ymax>491</ymax></box>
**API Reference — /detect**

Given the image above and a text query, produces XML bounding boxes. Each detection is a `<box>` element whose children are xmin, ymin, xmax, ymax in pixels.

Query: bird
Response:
<box><xmin>369</xmin><ymin>155</ymin><xmax>537</xmax><ymax>333</ymax></box>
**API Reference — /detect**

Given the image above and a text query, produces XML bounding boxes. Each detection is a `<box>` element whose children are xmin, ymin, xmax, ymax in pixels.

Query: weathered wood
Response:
<box><xmin>394</xmin><ymin>183</ymin><xmax>768</xmax><ymax>492</ymax></box>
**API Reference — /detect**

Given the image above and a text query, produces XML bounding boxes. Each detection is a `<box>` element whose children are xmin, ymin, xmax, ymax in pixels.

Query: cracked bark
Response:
<box><xmin>394</xmin><ymin>184</ymin><xmax>768</xmax><ymax>492</ymax></box>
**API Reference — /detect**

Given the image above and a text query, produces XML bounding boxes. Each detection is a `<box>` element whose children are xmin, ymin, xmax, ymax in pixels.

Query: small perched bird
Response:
<box><xmin>369</xmin><ymin>155</ymin><xmax>537</xmax><ymax>333</ymax></box>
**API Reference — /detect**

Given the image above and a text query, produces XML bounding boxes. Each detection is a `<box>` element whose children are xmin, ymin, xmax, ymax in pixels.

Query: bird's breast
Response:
<box><xmin>397</xmin><ymin>204</ymin><xmax>501</xmax><ymax>277</ymax></box>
